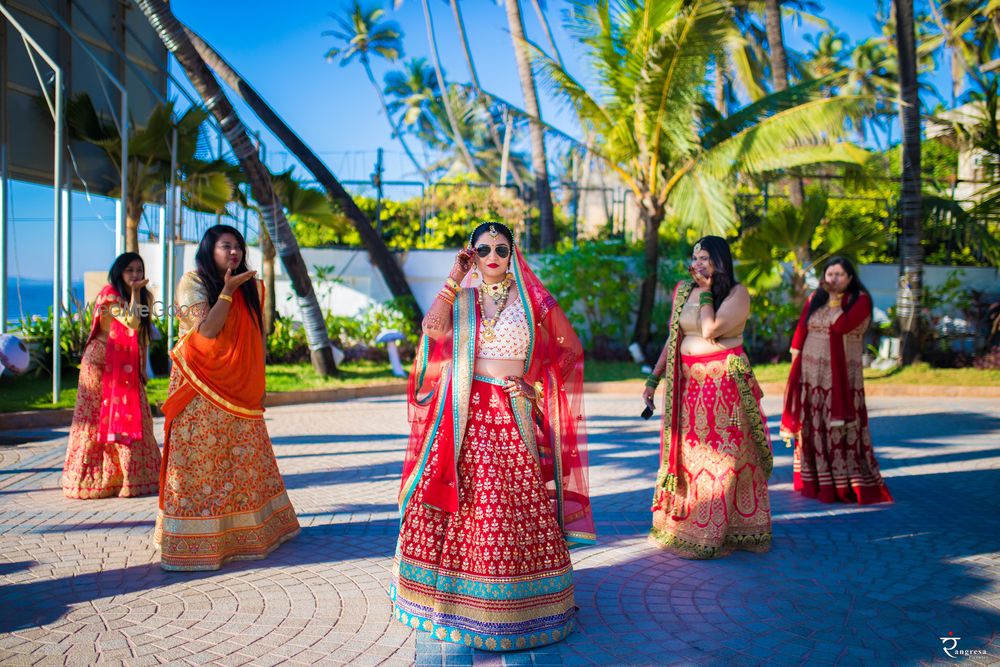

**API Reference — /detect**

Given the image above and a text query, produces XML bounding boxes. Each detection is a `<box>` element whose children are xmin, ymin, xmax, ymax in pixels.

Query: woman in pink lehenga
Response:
<box><xmin>643</xmin><ymin>236</ymin><xmax>773</xmax><ymax>559</ymax></box>
<box><xmin>781</xmin><ymin>257</ymin><xmax>892</xmax><ymax>505</ymax></box>
<box><xmin>62</xmin><ymin>253</ymin><xmax>161</xmax><ymax>499</ymax></box>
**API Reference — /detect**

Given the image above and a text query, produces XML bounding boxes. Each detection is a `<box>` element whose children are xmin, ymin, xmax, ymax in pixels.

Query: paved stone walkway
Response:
<box><xmin>0</xmin><ymin>392</ymin><xmax>998</xmax><ymax>666</ymax></box>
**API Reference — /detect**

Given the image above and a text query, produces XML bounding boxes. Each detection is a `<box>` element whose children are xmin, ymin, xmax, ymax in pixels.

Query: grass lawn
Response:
<box><xmin>0</xmin><ymin>359</ymin><xmax>400</xmax><ymax>413</ymax></box>
<box><xmin>3</xmin><ymin>359</ymin><xmax>996</xmax><ymax>413</ymax></box>
<box><xmin>583</xmin><ymin>360</ymin><xmax>1000</xmax><ymax>386</ymax></box>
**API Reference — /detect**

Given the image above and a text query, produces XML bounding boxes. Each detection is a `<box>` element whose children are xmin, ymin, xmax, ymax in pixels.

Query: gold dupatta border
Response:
<box><xmin>654</xmin><ymin>280</ymin><xmax>694</xmax><ymax>497</ymax></box>
<box><xmin>451</xmin><ymin>289</ymin><xmax>477</xmax><ymax>473</ymax></box>
<box><xmin>726</xmin><ymin>354</ymin><xmax>773</xmax><ymax>478</ymax></box>
<box><xmin>170</xmin><ymin>332</ymin><xmax>264</xmax><ymax>419</ymax></box>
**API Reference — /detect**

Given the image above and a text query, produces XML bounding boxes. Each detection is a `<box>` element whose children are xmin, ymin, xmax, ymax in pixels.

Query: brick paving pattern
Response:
<box><xmin>0</xmin><ymin>392</ymin><xmax>997</xmax><ymax>666</ymax></box>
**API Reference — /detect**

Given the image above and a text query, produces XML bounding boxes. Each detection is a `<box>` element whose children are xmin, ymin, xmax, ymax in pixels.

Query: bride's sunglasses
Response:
<box><xmin>475</xmin><ymin>244</ymin><xmax>510</xmax><ymax>259</ymax></box>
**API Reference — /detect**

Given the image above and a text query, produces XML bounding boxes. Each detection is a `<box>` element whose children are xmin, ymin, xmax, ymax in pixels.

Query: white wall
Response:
<box><xmin>93</xmin><ymin>243</ymin><xmax>996</xmax><ymax>323</ymax></box>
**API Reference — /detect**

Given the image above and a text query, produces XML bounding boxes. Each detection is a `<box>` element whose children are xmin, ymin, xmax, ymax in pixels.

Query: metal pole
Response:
<box><xmin>115</xmin><ymin>199</ymin><xmax>124</xmax><ymax>255</ymax></box>
<box><xmin>499</xmin><ymin>109</ymin><xmax>512</xmax><ymax>187</ymax></box>
<box><xmin>166</xmin><ymin>129</ymin><xmax>178</xmax><ymax>355</ymax></box>
<box><xmin>119</xmin><ymin>90</ymin><xmax>128</xmax><ymax>251</ymax></box>
<box><xmin>373</xmin><ymin>147</ymin><xmax>384</xmax><ymax>238</ymax></box>
<box><xmin>60</xmin><ymin>176</ymin><xmax>71</xmax><ymax>311</ymax></box>
<box><xmin>0</xmin><ymin>145</ymin><xmax>7</xmax><ymax>334</ymax></box>
<box><xmin>53</xmin><ymin>66</ymin><xmax>64</xmax><ymax>403</ymax></box>
<box><xmin>0</xmin><ymin>4</ymin><xmax>63</xmax><ymax>397</ymax></box>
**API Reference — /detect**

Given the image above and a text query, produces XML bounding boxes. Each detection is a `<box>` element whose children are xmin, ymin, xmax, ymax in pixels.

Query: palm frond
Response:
<box><xmin>695</xmin><ymin>95</ymin><xmax>867</xmax><ymax>181</ymax></box>
<box><xmin>669</xmin><ymin>167</ymin><xmax>737</xmax><ymax>235</ymax></box>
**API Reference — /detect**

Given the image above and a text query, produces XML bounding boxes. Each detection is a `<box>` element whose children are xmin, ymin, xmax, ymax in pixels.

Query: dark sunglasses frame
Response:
<box><xmin>475</xmin><ymin>244</ymin><xmax>510</xmax><ymax>259</ymax></box>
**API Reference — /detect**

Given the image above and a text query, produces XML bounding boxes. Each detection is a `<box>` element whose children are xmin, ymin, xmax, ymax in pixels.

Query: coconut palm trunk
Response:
<box><xmin>893</xmin><ymin>0</ymin><xmax>924</xmax><ymax>364</ymax></box>
<box><xmin>419</xmin><ymin>0</ymin><xmax>479</xmax><ymax>176</ymax></box>
<box><xmin>136</xmin><ymin>0</ymin><xmax>338</xmax><ymax>376</ymax></box>
<box><xmin>449</xmin><ymin>0</ymin><xmax>526</xmax><ymax>190</ymax></box>
<box><xmin>764</xmin><ymin>0</ymin><xmax>805</xmax><ymax>208</ymax></box>
<box><xmin>504</xmin><ymin>0</ymin><xmax>556</xmax><ymax>249</ymax></box>
<box><xmin>182</xmin><ymin>26</ymin><xmax>423</xmax><ymax>329</ymax></box>
<box><xmin>633</xmin><ymin>201</ymin><xmax>665</xmax><ymax>350</ymax></box>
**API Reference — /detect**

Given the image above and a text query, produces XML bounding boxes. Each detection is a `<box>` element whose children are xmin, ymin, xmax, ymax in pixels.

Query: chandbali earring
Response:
<box><xmin>505</xmin><ymin>271</ymin><xmax>514</xmax><ymax>282</ymax></box>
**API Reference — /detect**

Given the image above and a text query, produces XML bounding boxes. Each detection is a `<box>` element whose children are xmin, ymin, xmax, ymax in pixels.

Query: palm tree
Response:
<box><xmin>136</xmin><ymin>0</ymin><xmax>339</xmax><ymax>376</ymax></box>
<box><xmin>182</xmin><ymin>25</ymin><xmax>424</xmax><ymax>331</ymax></box>
<box><xmin>803</xmin><ymin>28</ymin><xmax>848</xmax><ymax>78</ymax></box>
<box><xmin>323</xmin><ymin>2</ymin><xmax>426</xmax><ymax>178</ymax></box>
<box><xmin>384</xmin><ymin>58</ymin><xmax>443</xmax><ymax>146</ymax></box>
<box><xmin>535</xmin><ymin>0</ymin><xmax>869</xmax><ymax>348</ymax></box>
<box><xmin>442</xmin><ymin>0</ymin><xmax>527</xmax><ymax>189</ymax></box>
<box><xmin>415</xmin><ymin>0</ymin><xmax>480</xmax><ymax>176</ymax></box>
<box><xmin>504</xmin><ymin>0</ymin><xmax>557</xmax><ymax>249</ymax></box>
<box><xmin>65</xmin><ymin>94</ymin><xmax>234</xmax><ymax>252</ymax></box>
<box><xmin>894</xmin><ymin>0</ymin><xmax>924</xmax><ymax>365</ymax></box>
<box><xmin>763</xmin><ymin>0</ymin><xmax>806</xmax><ymax>207</ymax></box>
<box><xmin>738</xmin><ymin>191</ymin><xmax>886</xmax><ymax>304</ymax></box>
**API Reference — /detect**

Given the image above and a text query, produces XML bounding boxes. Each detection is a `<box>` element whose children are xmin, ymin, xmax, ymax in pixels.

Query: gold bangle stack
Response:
<box><xmin>438</xmin><ymin>276</ymin><xmax>461</xmax><ymax>305</ymax></box>
<box><xmin>218</xmin><ymin>293</ymin><xmax>233</xmax><ymax>303</ymax></box>
<box><xmin>437</xmin><ymin>288</ymin><xmax>456</xmax><ymax>305</ymax></box>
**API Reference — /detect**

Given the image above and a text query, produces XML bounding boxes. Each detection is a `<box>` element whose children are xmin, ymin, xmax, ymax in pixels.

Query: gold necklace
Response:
<box><xmin>477</xmin><ymin>281</ymin><xmax>511</xmax><ymax>342</ymax></box>
<box><xmin>828</xmin><ymin>294</ymin><xmax>843</xmax><ymax>309</ymax></box>
<box><xmin>480</xmin><ymin>277</ymin><xmax>512</xmax><ymax>305</ymax></box>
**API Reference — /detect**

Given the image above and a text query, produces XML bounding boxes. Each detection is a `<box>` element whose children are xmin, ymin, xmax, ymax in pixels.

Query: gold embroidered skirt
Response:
<box><xmin>155</xmin><ymin>376</ymin><xmax>299</xmax><ymax>571</ymax></box>
<box><xmin>650</xmin><ymin>347</ymin><xmax>772</xmax><ymax>559</ymax></box>
<box><xmin>62</xmin><ymin>339</ymin><xmax>161</xmax><ymax>499</ymax></box>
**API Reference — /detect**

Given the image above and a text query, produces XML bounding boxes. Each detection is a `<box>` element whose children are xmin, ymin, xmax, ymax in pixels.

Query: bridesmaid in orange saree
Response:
<box><xmin>155</xmin><ymin>225</ymin><xmax>300</xmax><ymax>571</ymax></box>
<box><xmin>62</xmin><ymin>252</ymin><xmax>161</xmax><ymax>499</ymax></box>
<box><xmin>781</xmin><ymin>257</ymin><xmax>892</xmax><ymax>505</ymax></box>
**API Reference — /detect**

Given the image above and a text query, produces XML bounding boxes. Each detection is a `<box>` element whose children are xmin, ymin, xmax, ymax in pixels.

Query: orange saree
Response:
<box><xmin>155</xmin><ymin>273</ymin><xmax>299</xmax><ymax>571</ymax></box>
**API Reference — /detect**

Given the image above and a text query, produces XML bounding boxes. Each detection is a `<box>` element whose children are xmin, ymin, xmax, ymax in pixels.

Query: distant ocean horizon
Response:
<box><xmin>4</xmin><ymin>278</ymin><xmax>85</xmax><ymax>324</ymax></box>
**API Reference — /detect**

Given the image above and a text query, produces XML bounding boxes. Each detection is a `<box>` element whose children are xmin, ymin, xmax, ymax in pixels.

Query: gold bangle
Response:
<box><xmin>438</xmin><ymin>290</ymin><xmax>455</xmax><ymax>305</ymax></box>
<box><xmin>445</xmin><ymin>277</ymin><xmax>461</xmax><ymax>294</ymax></box>
<box><xmin>218</xmin><ymin>293</ymin><xmax>233</xmax><ymax>303</ymax></box>
<box><xmin>533</xmin><ymin>381</ymin><xmax>544</xmax><ymax>402</ymax></box>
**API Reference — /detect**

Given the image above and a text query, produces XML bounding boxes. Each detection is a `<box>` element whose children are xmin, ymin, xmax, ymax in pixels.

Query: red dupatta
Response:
<box><xmin>400</xmin><ymin>247</ymin><xmax>595</xmax><ymax>547</ymax></box>
<box><xmin>90</xmin><ymin>285</ymin><xmax>144</xmax><ymax>445</ymax></box>
<box><xmin>781</xmin><ymin>291</ymin><xmax>873</xmax><ymax>434</ymax></box>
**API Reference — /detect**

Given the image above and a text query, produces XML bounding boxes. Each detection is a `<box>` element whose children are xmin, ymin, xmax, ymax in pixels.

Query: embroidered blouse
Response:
<box><xmin>477</xmin><ymin>296</ymin><xmax>530</xmax><ymax>361</ymax></box>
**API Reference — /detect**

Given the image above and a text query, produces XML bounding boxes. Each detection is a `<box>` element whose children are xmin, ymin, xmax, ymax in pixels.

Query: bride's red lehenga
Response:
<box><xmin>390</xmin><ymin>247</ymin><xmax>595</xmax><ymax>651</ymax></box>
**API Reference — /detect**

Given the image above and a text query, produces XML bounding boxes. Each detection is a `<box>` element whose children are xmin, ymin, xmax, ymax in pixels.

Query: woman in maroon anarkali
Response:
<box><xmin>781</xmin><ymin>257</ymin><xmax>892</xmax><ymax>505</ymax></box>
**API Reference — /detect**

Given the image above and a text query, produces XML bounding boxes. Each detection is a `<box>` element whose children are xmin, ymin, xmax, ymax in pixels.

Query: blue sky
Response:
<box><xmin>5</xmin><ymin>0</ymin><xmax>960</xmax><ymax>282</ymax></box>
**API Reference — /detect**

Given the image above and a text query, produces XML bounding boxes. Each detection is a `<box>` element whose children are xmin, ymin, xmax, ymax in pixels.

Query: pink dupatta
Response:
<box><xmin>89</xmin><ymin>285</ymin><xmax>145</xmax><ymax>445</ymax></box>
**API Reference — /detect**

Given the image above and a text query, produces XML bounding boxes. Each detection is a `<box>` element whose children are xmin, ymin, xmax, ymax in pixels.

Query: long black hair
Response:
<box><xmin>806</xmin><ymin>256</ymin><xmax>871</xmax><ymax>320</ymax></box>
<box><xmin>194</xmin><ymin>224</ymin><xmax>263</xmax><ymax>331</ymax></box>
<box><xmin>694</xmin><ymin>235</ymin><xmax>738</xmax><ymax>309</ymax></box>
<box><xmin>469</xmin><ymin>221</ymin><xmax>515</xmax><ymax>248</ymax></box>
<box><xmin>107</xmin><ymin>252</ymin><xmax>152</xmax><ymax>343</ymax></box>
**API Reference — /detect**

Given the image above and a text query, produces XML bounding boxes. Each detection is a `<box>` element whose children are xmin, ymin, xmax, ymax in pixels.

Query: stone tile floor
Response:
<box><xmin>0</xmin><ymin>393</ymin><xmax>997</xmax><ymax>666</ymax></box>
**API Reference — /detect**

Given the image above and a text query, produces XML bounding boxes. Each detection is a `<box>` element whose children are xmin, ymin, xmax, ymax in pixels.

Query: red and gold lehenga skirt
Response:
<box><xmin>62</xmin><ymin>339</ymin><xmax>161</xmax><ymax>499</ymax></box>
<box><xmin>154</xmin><ymin>370</ymin><xmax>300</xmax><ymax>571</ymax></box>
<box><xmin>794</xmin><ymin>328</ymin><xmax>893</xmax><ymax>505</ymax></box>
<box><xmin>650</xmin><ymin>347</ymin><xmax>772</xmax><ymax>559</ymax></box>
<box><xmin>391</xmin><ymin>377</ymin><xmax>575</xmax><ymax>651</ymax></box>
